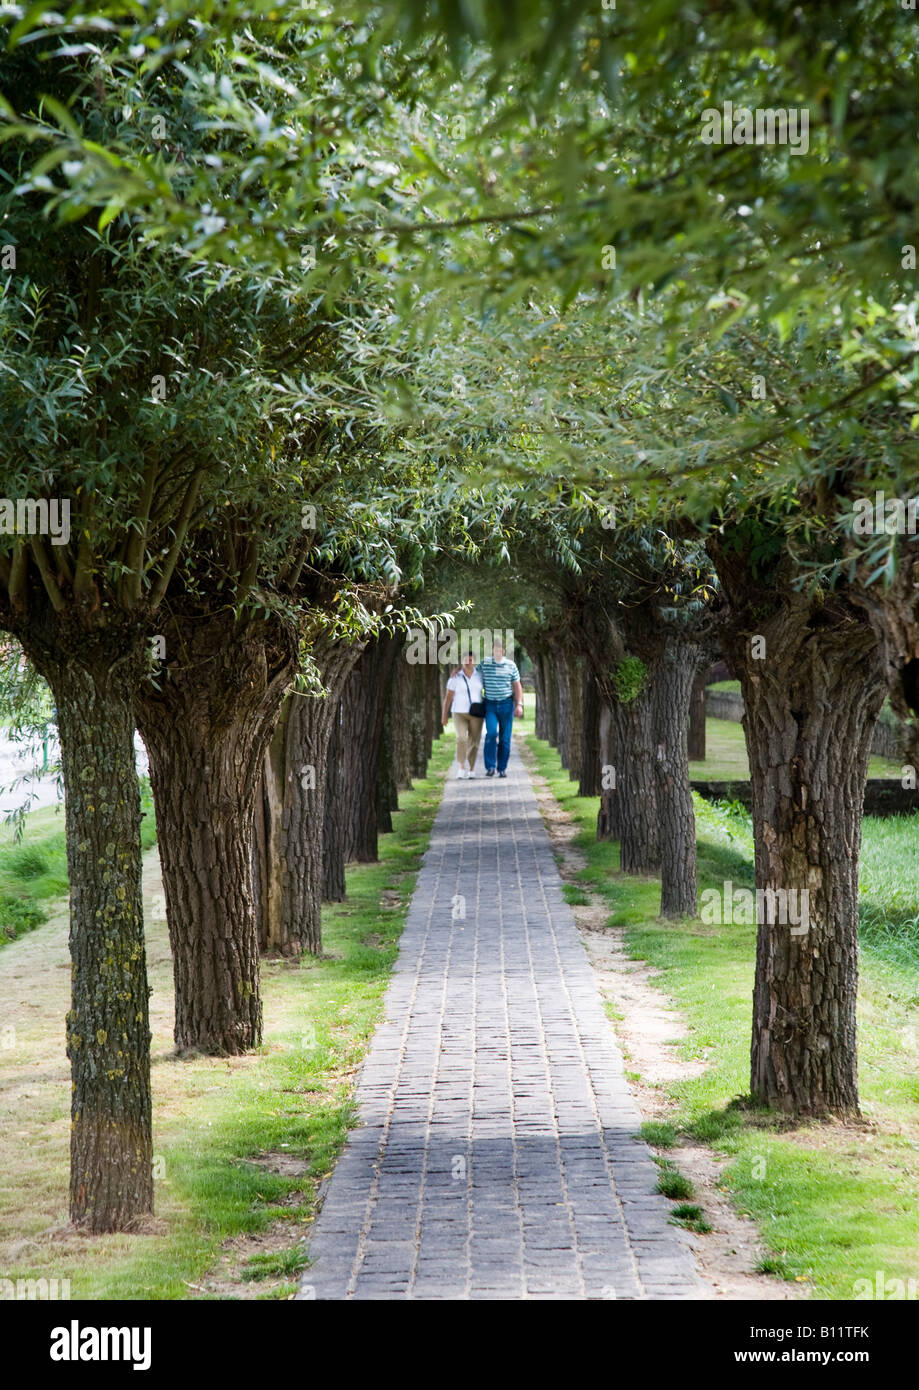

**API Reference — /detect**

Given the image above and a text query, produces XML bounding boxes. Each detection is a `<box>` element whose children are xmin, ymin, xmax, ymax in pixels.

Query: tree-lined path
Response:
<box><xmin>298</xmin><ymin>745</ymin><xmax>701</xmax><ymax>1300</ymax></box>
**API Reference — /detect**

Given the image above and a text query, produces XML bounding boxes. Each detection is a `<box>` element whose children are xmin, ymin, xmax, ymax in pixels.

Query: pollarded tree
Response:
<box><xmin>568</xmin><ymin>314</ymin><xmax>910</xmax><ymax>1116</ymax></box>
<box><xmin>133</xmin><ymin>511</ymin><xmax>302</xmax><ymax>1053</ymax></box>
<box><xmin>659</xmin><ymin>327</ymin><xmax>914</xmax><ymax>1117</ymax></box>
<box><xmin>706</xmin><ymin>513</ymin><xmax>887</xmax><ymax>1117</ymax></box>
<box><xmin>386</xmin><ymin>0</ymin><xmax>919</xmax><ymax>1114</ymax></box>
<box><xmin>434</xmin><ymin>268</ymin><xmax>915</xmax><ymax>1116</ymax></box>
<box><xmin>0</xmin><ymin>4</ymin><xmax>476</xmax><ymax>1207</ymax></box>
<box><xmin>513</xmin><ymin>502</ymin><xmax>717</xmax><ymax>917</ymax></box>
<box><xmin>0</xmin><ymin>36</ymin><xmax>349</xmax><ymax>1226</ymax></box>
<box><xmin>132</xmin><ymin>350</ymin><xmax>405</xmax><ymax>1047</ymax></box>
<box><xmin>255</xmin><ymin>581</ymin><xmax>388</xmax><ymax>958</ymax></box>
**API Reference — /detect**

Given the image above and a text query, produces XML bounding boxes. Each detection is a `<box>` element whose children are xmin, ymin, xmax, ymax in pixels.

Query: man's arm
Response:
<box><xmin>513</xmin><ymin>679</ymin><xmax>523</xmax><ymax>717</ymax></box>
<box><xmin>442</xmin><ymin>687</ymin><xmax>454</xmax><ymax>726</ymax></box>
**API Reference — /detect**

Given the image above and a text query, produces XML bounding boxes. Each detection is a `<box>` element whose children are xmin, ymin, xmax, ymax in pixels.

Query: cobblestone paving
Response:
<box><xmin>298</xmin><ymin>745</ymin><xmax>703</xmax><ymax>1300</ymax></box>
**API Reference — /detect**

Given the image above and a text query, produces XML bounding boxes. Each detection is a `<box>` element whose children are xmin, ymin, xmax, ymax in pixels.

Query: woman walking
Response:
<box><xmin>442</xmin><ymin>651</ymin><xmax>485</xmax><ymax>779</ymax></box>
<box><xmin>477</xmin><ymin>636</ymin><xmax>523</xmax><ymax>778</ymax></box>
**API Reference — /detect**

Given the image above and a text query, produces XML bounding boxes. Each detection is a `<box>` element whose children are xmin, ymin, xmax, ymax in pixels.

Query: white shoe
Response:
<box><xmin>467</xmin><ymin>769</ymin><xmax>476</xmax><ymax>778</ymax></box>
<box><xmin>456</xmin><ymin>767</ymin><xmax>467</xmax><ymax>780</ymax></box>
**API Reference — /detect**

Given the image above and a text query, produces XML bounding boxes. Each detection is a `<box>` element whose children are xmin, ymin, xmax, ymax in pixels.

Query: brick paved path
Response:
<box><xmin>298</xmin><ymin>744</ymin><xmax>702</xmax><ymax>1300</ymax></box>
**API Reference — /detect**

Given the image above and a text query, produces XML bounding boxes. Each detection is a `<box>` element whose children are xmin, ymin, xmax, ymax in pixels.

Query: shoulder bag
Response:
<box><xmin>461</xmin><ymin>672</ymin><xmax>486</xmax><ymax>718</ymax></box>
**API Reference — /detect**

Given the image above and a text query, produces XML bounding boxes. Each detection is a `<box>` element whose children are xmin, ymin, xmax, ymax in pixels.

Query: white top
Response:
<box><xmin>447</xmin><ymin>669</ymin><xmax>484</xmax><ymax>715</ymax></box>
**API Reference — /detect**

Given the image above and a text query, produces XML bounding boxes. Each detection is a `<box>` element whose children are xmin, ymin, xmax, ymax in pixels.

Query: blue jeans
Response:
<box><xmin>483</xmin><ymin>696</ymin><xmax>514</xmax><ymax>772</ymax></box>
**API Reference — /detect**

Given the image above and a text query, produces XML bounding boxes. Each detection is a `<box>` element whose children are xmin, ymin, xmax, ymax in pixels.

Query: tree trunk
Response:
<box><xmin>579</xmin><ymin>666</ymin><xmax>601</xmax><ymax>797</ymax></box>
<box><xmin>577</xmin><ymin>607</ymin><xmax>660</xmax><ymax>868</ymax></box>
<box><xmin>711</xmin><ymin>544</ymin><xmax>887</xmax><ymax>1117</ymax></box>
<box><xmin>4</xmin><ymin>608</ymin><xmax>154</xmax><ymax>1232</ymax></box>
<box><xmin>376</xmin><ymin>695</ymin><xmax>397</xmax><ymax>834</ymax></box>
<box><xmin>423</xmin><ymin>663</ymin><xmax>439</xmax><ymax>761</ymax></box>
<box><xmin>566</xmin><ymin>650</ymin><xmax>583</xmax><ymax>782</ymax></box>
<box><xmin>391</xmin><ymin>652</ymin><xmax>415</xmax><ymax>790</ymax></box>
<box><xmin>409</xmin><ymin>661</ymin><xmax>429</xmax><ymax>778</ymax></box>
<box><xmin>611</xmin><ymin>675</ymin><xmax>661</xmax><ymax>874</ymax></box>
<box><xmin>543</xmin><ymin>649</ymin><xmax>559</xmax><ymax>747</ymax></box>
<box><xmin>596</xmin><ymin>697</ymin><xmax>622</xmax><ymax>841</ymax></box>
<box><xmin>253</xmin><ymin>696</ymin><xmax>289</xmax><ymax>955</ymax></box>
<box><xmin>323</xmin><ymin>698</ymin><xmax>347</xmax><ymax>902</ymax></box>
<box><xmin>339</xmin><ymin>635</ymin><xmax>399</xmax><ymax>863</ymax></box>
<box><xmin>532</xmin><ymin>648</ymin><xmax>549</xmax><ymax>741</ymax></box>
<box><xmin>688</xmin><ymin>668</ymin><xmax>708</xmax><ymax>761</ymax></box>
<box><xmin>376</xmin><ymin>639</ymin><xmax>406</xmax><ymax>834</ymax></box>
<box><xmin>51</xmin><ymin>647</ymin><xmax>153</xmax><ymax>1232</ymax></box>
<box><xmin>255</xmin><ymin>635</ymin><xmax>364</xmax><ymax>956</ymax></box>
<box><xmin>553</xmin><ymin>644</ymin><xmax>571</xmax><ymax>769</ymax></box>
<box><xmin>136</xmin><ymin>609</ymin><xmax>296</xmax><ymax>1054</ymax></box>
<box><xmin>654</xmin><ymin>639</ymin><xmax>701</xmax><ymax>917</ymax></box>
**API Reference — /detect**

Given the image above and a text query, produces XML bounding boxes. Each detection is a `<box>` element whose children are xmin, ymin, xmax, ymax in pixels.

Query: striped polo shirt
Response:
<box><xmin>476</xmin><ymin>656</ymin><xmax>520</xmax><ymax>701</ymax></box>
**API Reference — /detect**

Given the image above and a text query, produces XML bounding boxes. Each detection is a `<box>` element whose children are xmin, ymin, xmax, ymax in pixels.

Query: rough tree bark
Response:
<box><xmin>55</xmin><ymin>648</ymin><xmax>153</xmax><ymax>1231</ymax></box>
<box><xmin>390</xmin><ymin>651</ymin><xmax>415</xmax><ymax>790</ymax></box>
<box><xmin>409</xmin><ymin>660</ymin><xmax>429</xmax><ymax>777</ymax></box>
<box><xmin>653</xmin><ymin>638</ymin><xmax>703</xmax><ymax>917</ymax></box>
<box><xmin>595</xmin><ymin>698</ymin><xmax>623</xmax><ymax>841</ymax></box>
<box><xmin>579</xmin><ymin>665</ymin><xmax>601</xmax><ymax>797</ymax></box>
<box><xmin>339</xmin><ymin>634</ymin><xmax>400</xmax><ymax>864</ymax></box>
<box><xmin>531</xmin><ymin>648</ymin><xmax>549</xmax><ymax>741</ymax></box>
<box><xmin>609</xmin><ymin>675</ymin><xmax>661</xmax><ymax>873</ymax></box>
<box><xmin>563</xmin><ymin>647</ymin><xmax>583</xmax><ymax>783</ymax></box>
<box><xmin>376</xmin><ymin>637</ymin><xmax>407</xmax><ymax>834</ymax></box>
<box><xmin>255</xmin><ymin>635</ymin><xmax>365</xmax><ymax>956</ymax></box>
<box><xmin>688</xmin><ymin>668</ymin><xmax>708</xmax><ymax>761</ymax></box>
<box><xmin>711</xmin><ymin>543</ymin><xmax>887</xmax><ymax>1117</ymax></box>
<box><xmin>376</xmin><ymin>695</ymin><xmax>398</xmax><ymax>834</ymax></box>
<box><xmin>136</xmin><ymin>607</ymin><xmax>297</xmax><ymax>1054</ymax></box>
<box><xmin>424</xmin><ymin>663</ymin><xmax>441</xmax><ymax>756</ymax></box>
<box><xmin>9</xmin><ymin>614</ymin><xmax>154</xmax><ymax>1232</ymax></box>
<box><xmin>322</xmin><ymin>698</ymin><xmax>347</xmax><ymax>902</ymax></box>
<box><xmin>543</xmin><ymin>648</ymin><xmax>560</xmax><ymax>748</ymax></box>
<box><xmin>551</xmin><ymin>641</ymin><xmax>572</xmax><ymax>770</ymax></box>
<box><xmin>852</xmin><ymin>541</ymin><xmax>919</xmax><ymax>770</ymax></box>
<box><xmin>578</xmin><ymin>609</ymin><xmax>661</xmax><ymax>868</ymax></box>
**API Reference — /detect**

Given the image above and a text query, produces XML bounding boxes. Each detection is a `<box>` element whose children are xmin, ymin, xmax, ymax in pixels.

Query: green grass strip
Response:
<box><xmin>524</xmin><ymin>728</ymin><xmax>919</xmax><ymax>1301</ymax></box>
<box><xmin>8</xmin><ymin>734</ymin><xmax>452</xmax><ymax>1300</ymax></box>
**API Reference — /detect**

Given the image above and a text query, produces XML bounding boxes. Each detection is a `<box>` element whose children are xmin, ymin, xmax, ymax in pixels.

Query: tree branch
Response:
<box><xmin>123</xmin><ymin>460</ymin><xmax>159</xmax><ymax>608</ymax></box>
<box><xmin>237</xmin><ymin>532</ymin><xmax>261</xmax><ymax>602</ymax></box>
<box><xmin>148</xmin><ymin>468</ymin><xmax>206</xmax><ymax>610</ymax></box>
<box><xmin>29</xmin><ymin>536</ymin><xmax>66</xmax><ymax>613</ymax></box>
<box><xmin>9</xmin><ymin>543</ymin><xmax>28</xmax><ymax>616</ymax></box>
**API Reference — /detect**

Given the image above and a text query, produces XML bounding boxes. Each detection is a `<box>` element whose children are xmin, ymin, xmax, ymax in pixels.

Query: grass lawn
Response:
<box><xmin>0</xmin><ymin>731</ymin><xmax>452</xmax><ymax>1300</ymax></box>
<box><xmin>689</xmin><ymin>716</ymin><xmax>903</xmax><ymax>782</ymax></box>
<box><xmin>524</xmin><ymin>727</ymin><xmax>919</xmax><ymax>1300</ymax></box>
<box><xmin>0</xmin><ymin>789</ymin><xmax>158</xmax><ymax>947</ymax></box>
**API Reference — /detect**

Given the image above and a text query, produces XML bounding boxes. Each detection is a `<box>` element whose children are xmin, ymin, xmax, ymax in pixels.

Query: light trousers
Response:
<box><xmin>453</xmin><ymin>712</ymin><xmax>483</xmax><ymax>770</ymax></box>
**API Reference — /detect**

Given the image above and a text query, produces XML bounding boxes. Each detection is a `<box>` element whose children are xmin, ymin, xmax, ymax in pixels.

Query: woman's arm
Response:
<box><xmin>442</xmin><ymin>687</ymin><xmax>454</xmax><ymax>726</ymax></box>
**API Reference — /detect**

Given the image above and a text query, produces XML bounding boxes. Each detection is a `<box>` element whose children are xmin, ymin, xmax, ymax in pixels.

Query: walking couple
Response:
<box><xmin>441</xmin><ymin>638</ymin><xmax>524</xmax><ymax>780</ymax></box>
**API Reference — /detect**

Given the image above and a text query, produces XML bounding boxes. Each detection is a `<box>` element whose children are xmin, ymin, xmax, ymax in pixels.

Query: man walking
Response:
<box><xmin>477</xmin><ymin>636</ymin><xmax>524</xmax><ymax>779</ymax></box>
